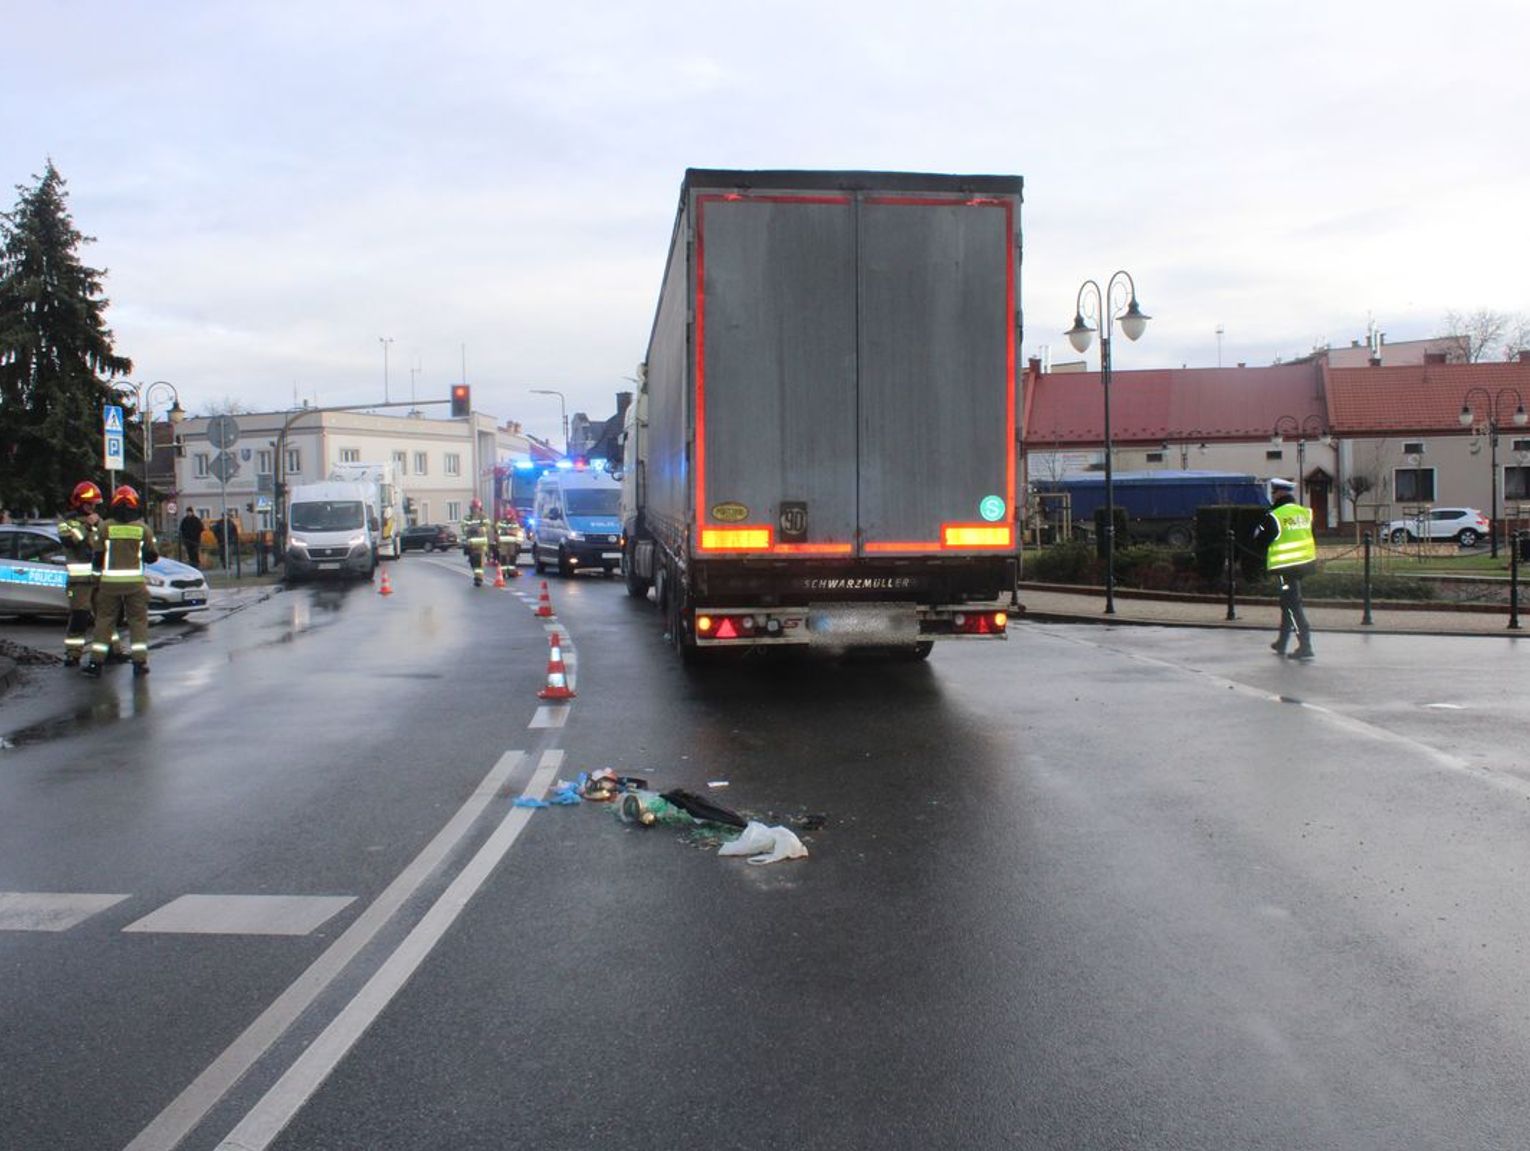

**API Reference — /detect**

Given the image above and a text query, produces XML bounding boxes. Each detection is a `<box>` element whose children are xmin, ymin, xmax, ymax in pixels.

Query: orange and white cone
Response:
<box><xmin>493</xmin><ymin>562</ymin><xmax>506</xmax><ymax>589</ymax></box>
<box><xmin>535</xmin><ymin>581</ymin><xmax>555</xmax><ymax>618</ymax></box>
<box><xmin>378</xmin><ymin>567</ymin><xmax>393</xmax><ymax>596</ymax></box>
<box><xmin>537</xmin><ymin>631</ymin><xmax>575</xmax><ymax>699</ymax></box>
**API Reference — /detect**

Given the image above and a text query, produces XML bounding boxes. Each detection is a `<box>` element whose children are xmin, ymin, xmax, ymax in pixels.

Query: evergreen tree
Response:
<box><xmin>0</xmin><ymin>160</ymin><xmax>132</xmax><ymax>517</ymax></box>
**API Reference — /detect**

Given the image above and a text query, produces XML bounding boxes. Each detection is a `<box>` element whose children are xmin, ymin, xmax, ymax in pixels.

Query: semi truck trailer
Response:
<box><xmin>621</xmin><ymin>168</ymin><xmax>1023</xmax><ymax>660</ymax></box>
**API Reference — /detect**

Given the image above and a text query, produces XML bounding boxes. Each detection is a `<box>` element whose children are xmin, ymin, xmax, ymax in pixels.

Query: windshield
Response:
<box><xmin>291</xmin><ymin>501</ymin><xmax>365</xmax><ymax>532</ymax></box>
<box><xmin>565</xmin><ymin>489</ymin><xmax>620</xmax><ymax>516</ymax></box>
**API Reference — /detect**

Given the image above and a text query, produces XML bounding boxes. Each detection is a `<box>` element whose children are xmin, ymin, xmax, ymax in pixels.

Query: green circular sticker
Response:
<box><xmin>979</xmin><ymin>495</ymin><xmax>1005</xmax><ymax>522</ymax></box>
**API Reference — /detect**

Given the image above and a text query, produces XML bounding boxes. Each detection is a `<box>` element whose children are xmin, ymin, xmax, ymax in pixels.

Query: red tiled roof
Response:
<box><xmin>1023</xmin><ymin>363</ymin><xmax>1327</xmax><ymax>446</ymax></box>
<box><xmin>1325</xmin><ymin>362</ymin><xmax>1530</xmax><ymax>435</ymax></box>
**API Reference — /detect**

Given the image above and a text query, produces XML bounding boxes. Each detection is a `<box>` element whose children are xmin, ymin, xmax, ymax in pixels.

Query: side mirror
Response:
<box><xmin>544</xmin><ymin>507</ymin><xmax>562</xmax><ymax>521</ymax></box>
<box><xmin>369</xmin><ymin>516</ymin><xmax>380</xmax><ymax>533</ymax></box>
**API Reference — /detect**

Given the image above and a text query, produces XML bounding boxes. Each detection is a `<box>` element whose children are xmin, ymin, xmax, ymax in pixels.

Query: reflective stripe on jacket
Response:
<box><xmin>100</xmin><ymin>522</ymin><xmax>147</xmax><ymax>584</ymax></box>
<box><xmin>1265</xmin><ymin>503</ymin><xmax>1317</xmax><ymax>570</ymax></box>
<box><xmin>462</xmin><ymin>515</ymin><xmax>490</xmax><ymax>543</ymax></box>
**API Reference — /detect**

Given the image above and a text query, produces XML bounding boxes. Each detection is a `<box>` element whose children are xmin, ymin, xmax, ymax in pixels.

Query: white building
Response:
<box><xmin>171</xmin><ymin>407</ymin><xmax>551</xmax><ymax>537</ymax></box>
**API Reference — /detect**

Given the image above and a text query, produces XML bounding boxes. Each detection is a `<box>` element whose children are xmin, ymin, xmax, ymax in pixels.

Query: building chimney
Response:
<box><xmin>1519</xmin><ymin>350</ymin><xmax>1530</xmax><ymax>363</ymax></box>
<box><xmin>1027</xmin><ymin>356</ymin><xmax>1043</xmax><ymax>375</ymax></box>
<box><xmin>1369</xmin><ymin>356</ymin><xmax>1382</xmax><ymax>367</ymax></box>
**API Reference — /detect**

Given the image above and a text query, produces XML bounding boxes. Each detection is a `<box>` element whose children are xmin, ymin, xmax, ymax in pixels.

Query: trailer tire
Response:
<box><xmin>624</xmin><ymin>541</ymin><xmax>651</xmax><ymax>598</ymax></box>
<box><xmin>912</xmin><ymin>641</ymin><xmax>934</xmax><ymax>660</ymax></box>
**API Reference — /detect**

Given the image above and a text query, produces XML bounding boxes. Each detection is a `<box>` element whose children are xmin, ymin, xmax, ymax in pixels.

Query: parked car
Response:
<box><xmin>0</xmin><ymin>524</ymin><xmax>210</xmax><ymax>622</ymax></box>
<box><xmin>400</xmin><ymin>523</ymin><xmax>458</xmax><ymax>552</ymax></box>
<box><xmin>1383</xmin><ymin>507</ymin><xmax>1491</xmax><ymax>547</ymax></box>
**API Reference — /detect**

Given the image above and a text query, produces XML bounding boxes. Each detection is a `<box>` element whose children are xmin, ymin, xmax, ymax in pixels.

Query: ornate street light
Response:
<box><xmin>116</xmin><ymin>379</ymin><xmax>185</xmax><ymax>493</ymax></box>
<box><xmin>1459</xmin><ymin>386</ymin><xmax>1528</xmax><ymax>558</ymax></box>
<box><xmin>1270</xmin><ymin>413</ymin><xmax>1327</xmax><ymax>508</ymax></box>
<box><xmin>1066</xmin><ymin>271</ymin><xmax>1150</xmax><ymax>614</ymax></box>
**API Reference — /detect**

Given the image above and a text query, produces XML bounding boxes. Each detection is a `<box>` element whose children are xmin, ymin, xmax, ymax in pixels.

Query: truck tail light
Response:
<box><xmin>700</xmin><ymin>527</ymin><xmax>772</xmax><ymax>551</ymax></box>
<box><xmin>942</xmin><ymin>524</ymin><xmax>1013</xmax><ymax>548</ymax></box>
<box><xmin>952</xmin><ymin>610</ymin><xmax>1008</xmax><ymax>635</ymax></box>
<box><xmin>695</xmin><ymin>613</ymin><xmax>760</xmax><ymax>641</ymax></box>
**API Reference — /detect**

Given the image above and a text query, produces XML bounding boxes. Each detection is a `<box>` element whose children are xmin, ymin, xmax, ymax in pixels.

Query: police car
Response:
<box><xmin>0</xmin><ymin>523</ymin><xmax>210</xmax><ymax>622</ymax></box>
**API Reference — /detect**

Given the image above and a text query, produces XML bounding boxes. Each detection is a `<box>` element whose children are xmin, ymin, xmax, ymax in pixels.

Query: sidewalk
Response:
<box><xmin>1016</xmin><ymin>582</ymin><xmax>1530</xmax><ymax>637</ymax></box>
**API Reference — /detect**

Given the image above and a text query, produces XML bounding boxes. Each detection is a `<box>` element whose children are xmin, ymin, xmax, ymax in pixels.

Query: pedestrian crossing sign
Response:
<box><xmin>103</xmin><ymin>404</ymin><xmax>124</xmax><ymax>433</ymax></box>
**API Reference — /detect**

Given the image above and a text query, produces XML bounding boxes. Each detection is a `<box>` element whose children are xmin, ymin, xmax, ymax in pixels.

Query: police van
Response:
<box><xmin>531</xmin><ymin>466</ymin><xmax>623</xmax><ymax>578</ymax></box>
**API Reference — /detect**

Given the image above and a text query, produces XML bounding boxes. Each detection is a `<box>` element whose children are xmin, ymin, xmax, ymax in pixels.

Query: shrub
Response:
<box><xmin>1026</xmin><ymin>539</ymin><xmax>1098</xmax><ymax>584</ymax></box>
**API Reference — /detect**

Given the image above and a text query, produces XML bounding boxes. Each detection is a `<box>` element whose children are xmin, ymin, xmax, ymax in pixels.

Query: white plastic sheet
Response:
<box><xmin>718</xmin><ymin>821</ymin><xmax>808</xmax><ymax>865</ymax></box>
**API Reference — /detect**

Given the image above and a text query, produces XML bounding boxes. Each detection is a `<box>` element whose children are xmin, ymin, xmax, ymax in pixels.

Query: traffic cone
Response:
<box><xmin>378</xmin><ymin>567</ymin><xmax>393</xmax><ymax>596</ymax></box>
<box><xmin>535</xmin><ymin>581</ymin><xmax>555</xmax><ymax>618</ymax></box>
<box><xmin>537</xmin><ymin>631</ymin><xmax>575</xmax><ymax>699</ymax></box>
<box><xmin>493</xmin><ymin>562</ymin><xmax>506</xmax><ymax>589</ymax></box>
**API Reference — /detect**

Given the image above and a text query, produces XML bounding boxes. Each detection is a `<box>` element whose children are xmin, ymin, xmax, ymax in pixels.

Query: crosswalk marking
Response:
<box><xmin>530</xmin><ymin>705</ymin><xmax>570</xmax><ymax>728</ymax></box>
<box><xmin>0</xmin><ymin>892</ymin><xmax>130</xmax><ymax>931</ymax></box>
<box><xmin>122</xmin><ymin>894</ymin><xmax>356</xmax><ymax>936</ymax></box>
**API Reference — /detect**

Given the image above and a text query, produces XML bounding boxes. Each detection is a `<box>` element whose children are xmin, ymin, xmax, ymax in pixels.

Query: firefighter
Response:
<box><xmin>82</xmin><ymin>485</ymin><xmax>159</xmax><ymax>677</ymax></box>
<box><xmin>493</xmin><ymin>511</ymin><xmax>521</xmax><ymax>571</ymax></box>
<box><xmin>461</xmin><ymin>498</ymin><xmax>493</xmax><ymax>586</ymax></box>
<box><xmin>57</xmin><ymin>480</ymin><xmax>104</xmax><ymax>666</ymax></box>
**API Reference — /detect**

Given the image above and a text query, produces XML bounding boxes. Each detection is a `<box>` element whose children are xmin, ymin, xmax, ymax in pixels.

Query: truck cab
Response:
<box><xmin>531</xmin><ymin>467</ymin><xmax>623</xmax><ymax>578</ymax></box>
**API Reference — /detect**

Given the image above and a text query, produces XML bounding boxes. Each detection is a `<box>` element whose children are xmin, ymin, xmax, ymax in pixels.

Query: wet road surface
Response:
<box><xmin>4</xmin><ymin>557</ymin><xmax>1530</xmax><ymax>1149</ymax></box>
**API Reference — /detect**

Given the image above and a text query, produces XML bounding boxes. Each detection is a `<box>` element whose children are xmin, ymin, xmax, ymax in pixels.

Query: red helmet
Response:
<box><xmin>111</xmin><ymin>484</ymin><xmax>142</xmax><ymax>510</ymax></box>
<box><xmin>70</xmin><ymin>481</ymin><xmax>104</xmax><ymax>508</ymax></box>
<box><xmin>470</xmin><ymin>498</ymin><xmax>483</xmax><ymax>512</ymax></box>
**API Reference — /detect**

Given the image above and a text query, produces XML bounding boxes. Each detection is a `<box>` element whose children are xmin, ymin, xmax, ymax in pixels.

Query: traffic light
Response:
<box><xmin>451</xmin><ymin>384</ymin><xmax>471</xmax><ymax>418</ymax></box>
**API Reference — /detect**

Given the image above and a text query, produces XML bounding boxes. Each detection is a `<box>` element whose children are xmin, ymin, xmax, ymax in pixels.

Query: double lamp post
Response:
<box><xmin>1066</xmin><ymin>271</ymin><xmax>1150</xmax><ymax>615</ymax></box>
<box><xmin>1270</xmin><ymin>414</ymin><xmax>1326</xmax><ymax>508</ymax></box>
<box><xmin>1459</xmin><ymin>386</ymin><xmax>1528</xmax><ymax>559</ymax></box>
<box><xmin>115</xmin><ymin>378</ymin><xmax>185</xmax><ymax>501</ymax></box>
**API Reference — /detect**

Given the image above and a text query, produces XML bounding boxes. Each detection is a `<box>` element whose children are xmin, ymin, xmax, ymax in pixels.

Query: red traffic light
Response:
<box><xmin>451</xmin><ymin>384</ymin><xmax>471</xmax><ymax>418</ymax></box>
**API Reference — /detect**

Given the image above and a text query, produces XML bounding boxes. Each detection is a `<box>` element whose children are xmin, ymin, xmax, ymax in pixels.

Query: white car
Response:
<box><xmin>1383</xmin><ymin>507</ymin><xmax>1490</xmax><ymax>548</ymax></box>
<box><xmin>0</xmin><ymin>523</ymin><xmax>210</xmax><ymax>621</ymax></box>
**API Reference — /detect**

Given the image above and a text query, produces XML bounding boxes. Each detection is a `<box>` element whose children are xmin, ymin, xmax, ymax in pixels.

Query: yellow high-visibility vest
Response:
<box><xmin>1266</xmin><ymin>503</ymin><xmax>1316</xmax><ymax>570</ymax></box>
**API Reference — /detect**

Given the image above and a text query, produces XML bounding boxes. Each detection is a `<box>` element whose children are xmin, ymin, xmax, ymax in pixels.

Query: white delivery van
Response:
<box><xmin>531</xmin><ymin>467</ymin><xmax>623</xmax><ymax>578</ymax></box>
<box><xmin>284</xmin><ymin>481</ymin><xmax>378</xmax><ymax>582</ymax></box>
<box><xmin>328</xmin><ymin>461</ymin><xmax>408</xmax><ymax>559</ymax></box>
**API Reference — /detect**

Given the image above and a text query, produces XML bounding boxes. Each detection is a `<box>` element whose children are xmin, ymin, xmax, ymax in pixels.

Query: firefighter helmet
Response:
<box><xmin>70</xmin><ymin>480</ymin><xmax>104</xmax><ymax>508</ymax></box>
<box><xmin>111</xmin><ymin>484</ymin><xmax>142</xmax><ymax>510</ymax></box>
<box><xmin>470</xmin><ymin>498</ymin><xmax>483</xmax><ymax>513</ymax></box>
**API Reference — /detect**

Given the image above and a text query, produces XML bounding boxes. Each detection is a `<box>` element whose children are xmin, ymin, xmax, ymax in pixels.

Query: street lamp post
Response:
<box><xmin>531</xmin><ymin>388</ymin><xmax>569</xmax><ymax>455</ymax></box>
<box><xmin>1459</xmin><ymin>386</ymin><xmax>1528</xmax><ymax>558</ymax></box>
<box><xmin>380</xmin><ymin>337</ymin><xmax>394</xmax><ymax>403</ymax></box>
<box><xmin>116</xmin><ymin>379</ymin><xmax>185</xmax><ymax>494</ymax></box>
<box><xmin>1066</xmin><ymin>271</ymin><xmax>1151</xmax><ymax>615</ymax></box>
<box><xmin>1271</xmin><ymin>414</ymin><xmax>1326</xmax><ymax>508</ymax></box>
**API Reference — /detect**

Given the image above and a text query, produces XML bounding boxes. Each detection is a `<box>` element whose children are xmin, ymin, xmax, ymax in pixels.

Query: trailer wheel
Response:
<box><xmin>912</xmin><ymin>641</ymin><xmax>934</xmax><ymax>660</ymax></box>
<box><xmin>624</xmin><ymin>540</ymin><xmax>651</xmax><ymax>598</ymax></box>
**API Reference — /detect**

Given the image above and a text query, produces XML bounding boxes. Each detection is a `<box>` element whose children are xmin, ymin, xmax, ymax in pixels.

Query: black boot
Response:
<box><xmin>81</xmin><ymin>662</ymin><xmax>102</xmax><ymax>678</ymax></box>
<box><xmin>133</xmin><ymin>663</ymin><xmax>151</xmax><ymax>677</ymax></box>
<box><xmin>1289</xmin><ymin>646</ymin><xmax>1315</xmax><ymax>661</ymax></box>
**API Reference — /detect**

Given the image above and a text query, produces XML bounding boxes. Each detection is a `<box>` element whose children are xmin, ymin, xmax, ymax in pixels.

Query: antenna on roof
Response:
<box><xmin>1215</xmin><ymin>324</ymin><xmax>1224</xmax><ymax>367</ymax></box>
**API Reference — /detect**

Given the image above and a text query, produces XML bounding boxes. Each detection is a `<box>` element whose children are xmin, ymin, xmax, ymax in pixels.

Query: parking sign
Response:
<box><xmin>103</xmin><ymin>405</ymin><xmax>125</xmax><ymax>469</ymax></box>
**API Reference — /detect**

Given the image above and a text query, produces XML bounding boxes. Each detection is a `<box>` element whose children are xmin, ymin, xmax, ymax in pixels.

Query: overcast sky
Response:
<box><xmin>5</xmin><ymin>0</ymin><xmax>1527</xmax><ymax>446</ymax></box>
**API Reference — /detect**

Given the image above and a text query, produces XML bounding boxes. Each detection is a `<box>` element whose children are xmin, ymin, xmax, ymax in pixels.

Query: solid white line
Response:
<box><xmin>124</xmin><ymin>750</ymin><xmax>527</xmax><ymax>1151</ymax></box>
<box><xmin>529</xmin><ymin>706</ymin><xmax>570</xmax><ymax>728</ymax></box>
<box><xmin>214</xmin><ymin>750</ymin><xmax>563</xmax><ymax>1151</ymax></box>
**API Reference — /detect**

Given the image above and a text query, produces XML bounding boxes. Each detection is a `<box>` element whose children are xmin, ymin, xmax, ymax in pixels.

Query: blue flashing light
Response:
<box><xmin>513</xmin><ymin>460</ymin><xmax>536</xmax><ymax>471</ymax></box>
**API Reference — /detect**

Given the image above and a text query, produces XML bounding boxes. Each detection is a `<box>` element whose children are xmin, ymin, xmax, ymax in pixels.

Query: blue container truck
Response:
<box><xmin>1033</xmin><ymin>470</ymin><xmax>1268</xmax><ymax>548</ymax></box>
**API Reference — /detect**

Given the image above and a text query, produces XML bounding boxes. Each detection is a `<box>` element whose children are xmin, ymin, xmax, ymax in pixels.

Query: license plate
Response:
<box><xmin>601</xmin><ymin>552</ymin><xmax>621</xmax><ymax>561</ymax></box>
<box><xmin>318</xmin><ymin>562</ymin><xmax>340</xmax><ymax>570</ymax></box>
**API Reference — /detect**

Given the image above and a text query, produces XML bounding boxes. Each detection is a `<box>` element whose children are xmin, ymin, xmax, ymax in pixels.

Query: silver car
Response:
<box><xmin>0</xmin><ymin>524</ymin><xmax>210</xmax><ymax>622</ymax></box>
<box><xmin>1383</xmin><ymin>507</ymin><xmax>1491</xmax><ymax>548</ymax></box>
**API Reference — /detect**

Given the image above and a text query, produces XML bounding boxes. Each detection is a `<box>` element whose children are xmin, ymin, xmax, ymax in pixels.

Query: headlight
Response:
<box><xmin>145</xmin><ymin>572</ymin><xmax>167</xmax><ymax>587</ymax></box>
<box><xmin>566</xmin><ymin>530</ymin><xmax>585</xmax><ymax>542</ymax></box>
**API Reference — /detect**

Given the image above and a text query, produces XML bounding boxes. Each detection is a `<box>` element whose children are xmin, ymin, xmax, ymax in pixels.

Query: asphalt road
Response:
<box><xmin>3</xmin><ymin>557</ymin><xmax>1530</xmax><ymax>1150</ymax></box>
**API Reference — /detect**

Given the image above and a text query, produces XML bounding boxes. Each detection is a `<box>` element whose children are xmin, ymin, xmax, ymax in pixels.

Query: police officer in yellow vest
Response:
<box><xmin>1252</xmin><ymin>477</ymin><xmax>1316</xmax><ymax>660</ymax></box>
<box><xmin>58</xmin><ymin>480</ymin><xmax>105</xmax><ymax>666</ymax></box>
<box><xmin>82</xmin><ymin>484</ymin><xmax>160</xmax><ymax>677</ymax></box>
<box><xmin>461</xmin><ymin>497</ymin><xmax>494</xmax><ymax>587</ymax></box>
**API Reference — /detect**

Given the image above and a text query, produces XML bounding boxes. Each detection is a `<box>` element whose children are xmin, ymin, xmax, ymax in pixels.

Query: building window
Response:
<box><xmin>285</xmin><ymin>448</ymin><xmax>301</xmax><ymax>475</ymax></box>
<box><xmin>1402</xmin><ymin>440</ymin><xmax>1426</xmax><ymax>456</ymax></box>
<box><xmin>340</xmin><ymin>447</ymin><xmax>361</xmax><ymax>463</ymax></box>
<box><xmin>1512</xmin><ymin>439</ymin><xmax>1530</xmax><ymax>455</ymax></box>
<box><xmin>194</xmin><ymin>452</ymin><xmax>210</xmax><ymax>478</ymax></box>
<box><xmin>445</xmin><ymin>453</ymin><xmax>461</xmax><ymax>477</ymax></box>
<box><xmin>446</xmin><ymin>501</ymin><xmax>461</xmax><ymax>522</ymax></box>
<box><xmin>393</xmin><ymin>450</ymin><xmax>407</xmax><ymax>475</ymax></box>
<box><xmin>1394</xmin><ymin>467</ymin><xmax>1436</xmax><ymax>503</ymax></box>
<box><xmin>1505</xmin><ymin>467</ymin><xmax>1530</xmax><ymax>502</ymax></box>
<box><xmin>1146</xmin><ymin>451</ymin><xmax>1165</xmax><ymax>463</ymax></box>
<box><xmin>257</xmin><ymin>449</ymin><xmax>273</xmax><ymax>475</ymax></box>
<box><xmin>1265</xmin><ymin>448</ymin><xmax>1284</xmax><ymax>460</ymax></box>
<box><xmin>414</xmin><ymin>451</ymin><xmax>428</xmax><ymax>475</ymax></box>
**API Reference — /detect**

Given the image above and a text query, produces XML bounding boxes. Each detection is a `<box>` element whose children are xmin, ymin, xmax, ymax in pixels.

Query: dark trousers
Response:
<box><xmin>182</xmin><ymin>539</ymin><xmax>200</xmax><ymax>568</ymax></box>
<box><xmin>1276</xmin><ymin>571</ymin><xmax>1313</xmax><ymax>651</ymax></box>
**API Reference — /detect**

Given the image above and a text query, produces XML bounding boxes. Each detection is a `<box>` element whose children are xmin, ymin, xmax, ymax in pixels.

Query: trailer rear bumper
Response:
<box><xmin>689</xmin><ymin>601</ymin><xmax>1009</xmax><ymax>648</ymax></box>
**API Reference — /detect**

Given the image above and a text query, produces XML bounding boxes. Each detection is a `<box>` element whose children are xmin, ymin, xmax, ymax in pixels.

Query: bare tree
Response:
<box><xmin>1503</xmin><ymin>316</ymin><xmax>1530</xmax><ymax>362</ymax></box>
<box><xmin>1443</xmin><ymin>309</ymin><xmax>1524</xmax><ymax>363</ymax></box>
